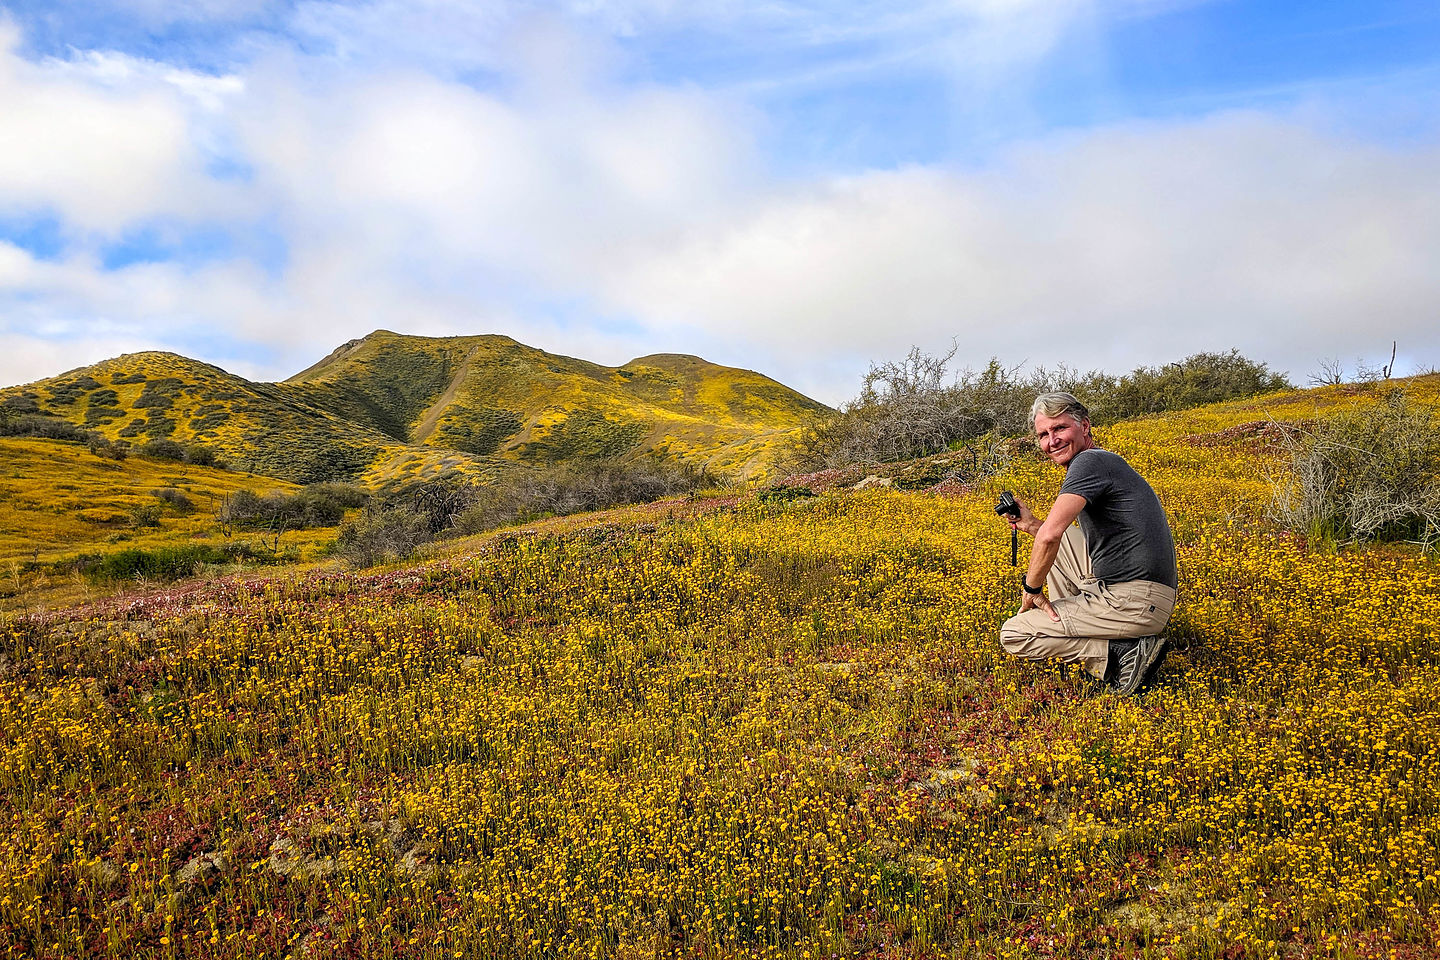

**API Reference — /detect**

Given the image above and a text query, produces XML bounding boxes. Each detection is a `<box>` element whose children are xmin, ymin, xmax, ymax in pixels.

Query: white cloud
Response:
<box><xmin>602</xmin><ymin>112</ymin><xmax>1440</xmax><ymax>397</ymax></box>
<box><xmin>0</xmin><ymin>23</ymin><xmax>241</xmax><ymax>232</ymax></box>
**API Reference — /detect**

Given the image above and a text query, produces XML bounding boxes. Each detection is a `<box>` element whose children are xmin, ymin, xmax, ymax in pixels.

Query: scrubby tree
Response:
<box><xmin>1270</xmin><ymin>390</ymin><xmax>1440</xmax><ymax>550</ymax></box>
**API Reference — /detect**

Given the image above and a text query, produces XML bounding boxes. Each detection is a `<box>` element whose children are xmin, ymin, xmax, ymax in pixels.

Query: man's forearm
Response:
<box><xmin>1024</xmin><ymin>531</ymin><xmax>1061</xmax><ymax>591</ymax></box>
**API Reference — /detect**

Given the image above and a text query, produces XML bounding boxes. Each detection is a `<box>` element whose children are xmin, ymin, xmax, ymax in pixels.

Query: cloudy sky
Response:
<box><xmin>2</xmin><ymin>1</ymin><xmax>1438</xmax><ymax>403</ymax></box>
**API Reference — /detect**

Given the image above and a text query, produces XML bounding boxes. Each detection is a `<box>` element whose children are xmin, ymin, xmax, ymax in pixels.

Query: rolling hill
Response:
<box><xmin>7</xmin><ymin>375</ymin><xmax>1440</xmax><ymax>957</ymax></box>
<box><xmin>0</xmin><ymin>332</ymin><xmax>830</xmax><ymax>485</ymax></box>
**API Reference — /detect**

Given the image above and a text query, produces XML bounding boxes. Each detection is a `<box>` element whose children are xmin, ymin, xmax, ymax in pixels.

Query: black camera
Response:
<box><xmin>995</xmin><ymin>491</ymin><xmax>1020</xmax><ymax>566</ymax></box>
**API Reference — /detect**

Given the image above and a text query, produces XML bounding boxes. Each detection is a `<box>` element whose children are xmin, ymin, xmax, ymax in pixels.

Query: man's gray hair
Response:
<box><xmin>1029</xmin><ymin>391</ymin><xmax>1090</xmax><ymax>427</ymax></box>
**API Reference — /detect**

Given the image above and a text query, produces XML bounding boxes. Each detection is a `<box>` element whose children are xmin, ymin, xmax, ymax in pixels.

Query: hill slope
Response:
<box><xmin>2</xmin><ymin>333</ymin><xmax>830</xmax><ymax>485</ymax></box>
<box><xmin>0</xmin><ymin>352</ymin><xmax>397</xmax><ymax>484</ymax></box>
<box><xmin>0</xmin><ymin>435</ymin><xmax>347</xmax><ymax>611</ymax></box>
<box><xmin>6</xmin><ymin>375</ymin><xmax>1440</xmax><ymax>958</ymax></box>
<box><xmin>286</xmin><ymin>330</ymin><xmax>829</xmax><ymax>476</ymax></box>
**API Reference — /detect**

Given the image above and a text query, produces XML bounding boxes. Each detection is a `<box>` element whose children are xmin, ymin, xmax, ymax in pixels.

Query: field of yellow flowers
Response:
<box><xmin>3</xmin><ymin>379</ymin><xmax>1439</xmax><ymax>959</ymax></box>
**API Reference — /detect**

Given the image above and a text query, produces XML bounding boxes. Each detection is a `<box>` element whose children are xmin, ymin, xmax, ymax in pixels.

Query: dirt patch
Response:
<box><xmin>1179</xmin><ymin>419</ymin><xmax>1313</xmax><ymax>454</ymax></box>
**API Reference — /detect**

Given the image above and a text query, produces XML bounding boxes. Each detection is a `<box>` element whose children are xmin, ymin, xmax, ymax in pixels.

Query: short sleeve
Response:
<box><xmin>1058</xmin><ymin>449</ymin><xmax>1109</xmax><ymax>502</ymax></box>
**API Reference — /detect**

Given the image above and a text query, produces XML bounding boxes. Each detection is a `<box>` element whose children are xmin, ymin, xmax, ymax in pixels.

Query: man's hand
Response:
<box><xmin>1005</xmin><ymin>498</ymin><xmax>1042</xmax><ymax>537</ymax></box>
<box><xmin>1020</xmin><ymin>589</ymin><xmax>1061</xmax><ymax>622</ymax></box>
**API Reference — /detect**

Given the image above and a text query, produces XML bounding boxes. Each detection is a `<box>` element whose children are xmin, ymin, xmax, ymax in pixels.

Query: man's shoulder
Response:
<box><xmin>1069</xmin><ymin>448</ymin><xmax>1126</xmax><ymax>473</ymax></box>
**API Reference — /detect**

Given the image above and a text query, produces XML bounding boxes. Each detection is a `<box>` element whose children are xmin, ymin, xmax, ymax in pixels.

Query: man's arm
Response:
<box><xmin>1019</xmin><ymin>492</ymin><xmax>1087</xmax><ymax>618</ymax></box>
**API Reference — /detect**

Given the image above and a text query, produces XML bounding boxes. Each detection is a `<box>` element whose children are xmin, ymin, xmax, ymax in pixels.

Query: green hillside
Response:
<box><xmin>0</xmin><ymin>353</ymin><xmax>396</xmax><ymax>484</ymax></box>
<box><xmin>286</xmin><ymin>330</ymin><xmax>829</xmax><ymax>477</ymax></box>
<box><xmin>1</xmin><ymin>333</ymin><xmax>830</xmax><ymax>486</ymax></box>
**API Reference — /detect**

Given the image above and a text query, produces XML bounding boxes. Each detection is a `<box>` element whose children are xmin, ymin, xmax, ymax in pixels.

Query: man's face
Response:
<box><xmin>1033</xmin><ymin>412</ymin><xmax>1093</xmax><ymax>467</ymax></box>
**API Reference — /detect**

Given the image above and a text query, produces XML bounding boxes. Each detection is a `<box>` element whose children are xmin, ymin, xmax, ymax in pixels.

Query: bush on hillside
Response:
<box><xmin>795</xmin><ymin>350</ymin><xmax>1074</xmax><ymax>469</ymax></box>
<box><xmin>219</xmin><ymin>483</ymin><xmax>370</xmax><ymax>531</ymax></box>
<box><xmin>0</xmin><ymin>413</ymin><xmax>96</xmax><ymax>444</ymax></box>
<box><xmin>1094</xmin><ymin>350</ymin><xmax>1290</xmax><ymax>421</ymax></box>
<box><xmin>88</xmin><ymin>437</ymin><xmax>129</xmax><ymax>460</ymax></box>
<box><xmin>334</xmin><ymin>505</ymin><xmax>434</xmax><ymax>567</ymax></box>
<box><xmin>79</xmin><ymin>542</ymin><xmax>277</xmax><ymax>583</ymax></box>
<box><xmin>1269</xmin><ymin>390</ymin><xmax>1440</xmax><ymax>550</ymax></box>
<box><xmin>128</xmin><ymin>504</ymin><xmax>162</xmax><ymax>528</ymax></box>
<box><xmin>236</xmin><ymin>431</ymin><xmax>374</xmax><ymax>484</ymax></box>
<box><xmin>153</xmin><ymin>487</ymin><xmax>196</xmax><ymax>513</ymax></box>
<box><xmin>454</xmin><ymin>459</ymin><xmax>719</xmax><ymax>535</ymax></box>
<box><xmin>133</xmin><ymin>439</ymin><xmax>223</xmax><ymax>467</ymax></box>
<box><xmin>796</xmin><ymin>347</ymin><xmax>1292</xmax><ymax>469</ymax></box>
<box><xmin>2</xmin><ymin>395</ymin><xmax>41</xmax><ymax>416</ymax></box>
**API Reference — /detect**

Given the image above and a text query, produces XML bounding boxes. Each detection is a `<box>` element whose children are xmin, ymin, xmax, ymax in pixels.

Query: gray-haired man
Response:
<box><xmin>998</xmin><ymin>392</ymin><xmax>1178</xmax><ymax>694</ymax></box>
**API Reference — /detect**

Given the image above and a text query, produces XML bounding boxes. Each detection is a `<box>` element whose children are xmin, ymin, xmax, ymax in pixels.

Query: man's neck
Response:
<box><xmin>1063</xmin><ymin>440</ymin><xmax>1098</xmax><ymax>469</ymax></box>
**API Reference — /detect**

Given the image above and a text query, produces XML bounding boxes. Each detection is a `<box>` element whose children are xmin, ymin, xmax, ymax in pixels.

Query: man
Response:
<box><xmin>998</xmin><ymin>392</ymin><xmax>1178</xmax><ymax>694</ymax></box>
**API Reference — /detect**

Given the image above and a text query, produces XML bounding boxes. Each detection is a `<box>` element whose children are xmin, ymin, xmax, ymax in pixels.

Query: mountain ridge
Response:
<box><xmin>2</xmin><ymin>332</ymin><xmax>829</xmax><ymax>485</ymax></box>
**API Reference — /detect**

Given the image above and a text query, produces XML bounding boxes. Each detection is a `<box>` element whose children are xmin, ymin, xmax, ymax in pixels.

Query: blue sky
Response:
<box><xmin>2</xmin><ymin>1</ymin><xmax>1439</xmax><ymax>402</ymax></box>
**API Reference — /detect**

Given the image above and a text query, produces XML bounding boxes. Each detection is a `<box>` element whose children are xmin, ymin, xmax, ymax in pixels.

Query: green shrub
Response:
<box><xmin>1269</xmin><ymin>390</ymin><xmax>1440</xmax><ymax>550</ymax></box>
<box><xmin>84</xmin><ymin>404</ymin><xmax>123</xmax><ymax>426</ymax></box>
<box><xmin>515</xmin><ymin>410</ymin><xmax>648</xmax><ymax>462</ymax></box>
<box><xmin>1095</xmin><ymin>350</ymin><xmax>1290</xmax><ymax>421</ymax></box>
<box><xmin>129</xmin><ymin>504</ymin><xmax>162</xmax><ymax>528</ymax></box>
<box><xmin>132</xmin><ymin>377</ymin><xmax>183</xmax><ymax>410</ymax></box>
<box><xmin>334</xmin><ymin>505</ymin><xmax>433</xmax><ymax>567</ymax></box>
<box><xmin>133</xmin><ymin>439</ymin><xmax>224</xmax><ymax>467</ymax></box>
<box><xmin>454</xmin><ymin>459</ymin><xmax>719</xmax><ymax>535</ymax></box>
<box><xmin>80</xmin><ymin>543</ymin><xmax>273</xmax><ymax>582</ymax></box>
<box><xmin>219</xmin><ymin>483</ymin><xmax>370</xmax><ymax>530</ymax></box>
<box><xmin>134</xmin><ymin>439</ymin><xmax>186</xmax><ymax>461</ymax></box>
<box><xmin>236</xmin><ymin>431</ymin><xmax>374</xmax><ymax>483</ymax></box>
<box><xmin>88</xmin><ymin>437</ymin><xmax>129</xmax><ymax>460</ymax></box>
<box><xmin>153</xmin><ymin>488</ymin><xmax>195</xmax><ymax>513</ymax></box>
<box><xmin>143</xmin><ymin>415</ymin><xmax>176</xmax><ymax>439</ymax></box>
<box><xmin>0</xmin><ymin>414</ymin><xmax>96</xmax><ymax>444</ymax></box>
<box><xmin>432</xmin><ymin>406</ymin><xmax>523</xmax><ymax>455</ymax></box>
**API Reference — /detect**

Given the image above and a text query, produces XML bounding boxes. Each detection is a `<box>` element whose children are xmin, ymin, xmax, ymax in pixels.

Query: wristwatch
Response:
<box><xmin>1022</xmin><ymin>578</ymin><xmax>1043</xmax><ymax>595</ymax></box>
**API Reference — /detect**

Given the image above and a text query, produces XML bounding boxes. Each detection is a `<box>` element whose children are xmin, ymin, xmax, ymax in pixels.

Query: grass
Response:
<box><xmin>2</xmin><ymin>375</ymin><xmax>1439</xmax><ymax>958</ymax></box>
<box><xmin>0</xmin><ymin>437</ymin><xmax>339</xmax><ymax>613</ymax></box>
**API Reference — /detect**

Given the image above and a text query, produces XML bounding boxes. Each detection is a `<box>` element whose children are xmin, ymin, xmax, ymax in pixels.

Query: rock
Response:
<box><xmin>76</xmin><ymin>858</ymin><xmax>122</xmax><ymax>888</ymax></box>
<box><xmin>175</xmin><ymin>851</ymin><xmax>226</xmax><ymax>886</ymax></box>
<box><xmin>399</xmin><ymin>844</ymin><xmax>438</xmax><ymax>879</ymax></box>
<box><xmin>853</xmin><ymin>475</ymin><xmax>892</xmax><ymax>490</ymax></box>
<box><xmin>268</xmin><ymin>837</ymin><xmax>336</xmax><ymax>879</ymax></box>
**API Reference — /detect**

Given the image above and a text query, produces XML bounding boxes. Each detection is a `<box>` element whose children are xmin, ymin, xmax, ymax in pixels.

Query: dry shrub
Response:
<box><xmin>795</xmin><ymin>347</ymin><xmax>1289</xmax><ymax>471</ymax></box>
<box><xmin>454</xmin><ymin>460</ymin><xmax>717</xmax><ymax>536</ymax></box>
<box><xmin>1269</xmin><ymin>390</ymin><xmax>1440</xmax><ymax>549</ymax></box>
<box><xmin>334</xmin><ymin>505</ymin><xmax>433</xmax><ymax>567</ymax></box>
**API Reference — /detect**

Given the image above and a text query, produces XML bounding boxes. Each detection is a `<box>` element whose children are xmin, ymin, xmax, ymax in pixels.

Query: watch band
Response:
<box><xmin>1022</xmin><ymin>578</ymin><xmax>1043</xmax><ymax>595</ymax></box>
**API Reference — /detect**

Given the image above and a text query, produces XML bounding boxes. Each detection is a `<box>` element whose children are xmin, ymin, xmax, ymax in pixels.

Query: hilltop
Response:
<box><xmin>0</xmin><ymin>332</ymin><xmax>829</xmax><ymax>485</ymax></box>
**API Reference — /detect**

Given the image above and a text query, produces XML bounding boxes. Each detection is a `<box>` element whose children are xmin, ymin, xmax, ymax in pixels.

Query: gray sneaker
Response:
<box><xmin>1110</xmin><ymin>636</ymin><xmax>1165</xmax><ymax>696</ymax></box>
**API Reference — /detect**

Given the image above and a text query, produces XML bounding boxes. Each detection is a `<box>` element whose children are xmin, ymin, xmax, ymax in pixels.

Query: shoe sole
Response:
<box><xmin>1112</xmin><ymin>636</ymin><xmax>1165</xmax><ymax>696</ymax></box>
<box><xmin>1139</xmin><ymin>639</ymin><xmax>1169</xmax><ymax>689</ymax></box>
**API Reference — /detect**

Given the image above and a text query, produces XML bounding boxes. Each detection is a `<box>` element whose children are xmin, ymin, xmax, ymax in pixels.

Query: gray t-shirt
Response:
<box><xmin>1058</xmin><ymin>448</ymin><xmax>1177</xmax><ymax>589</ymax></box>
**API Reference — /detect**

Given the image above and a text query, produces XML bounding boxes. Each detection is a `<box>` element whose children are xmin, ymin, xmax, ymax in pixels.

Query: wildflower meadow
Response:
<box><xmin>3</xmin><ymin>380</ymin><xmax>1439</xmax><ymax>959</ymax></box>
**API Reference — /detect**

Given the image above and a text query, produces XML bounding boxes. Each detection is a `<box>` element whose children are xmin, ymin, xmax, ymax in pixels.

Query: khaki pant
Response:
<box><xmin>999</xmin><ymin>525</ymin><xmax>1176</xmax><ymax>678</ymax></box>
